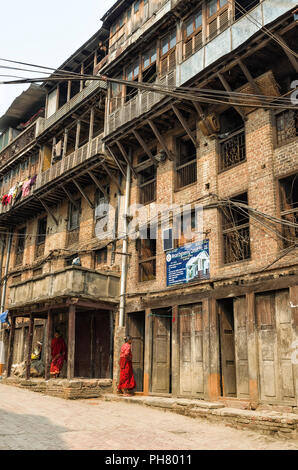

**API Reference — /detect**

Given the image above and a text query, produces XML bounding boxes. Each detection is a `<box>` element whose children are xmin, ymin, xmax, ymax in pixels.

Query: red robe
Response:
<box><xmin>118</xmin><ymin>343</ymin><xmax>136</xmax><ymax>391</ymax></box>
<box><xmin>50</xmin><ymin>337</ymin><xmax>67</xmax><ymax>376</ymax></box>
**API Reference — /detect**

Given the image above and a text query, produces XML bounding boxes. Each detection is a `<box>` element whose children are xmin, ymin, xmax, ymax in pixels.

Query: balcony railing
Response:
<box><xmin>0</xmin><ymin>121</ymin><xmax>37</xmax><ymax>167</ymax></box>
<box><xmin>106</xmin><ymin>70</ymin><xmax>175</xmax><ymax>134</ymax></box>
<box><xmin>34</xmin><ymin>132</ymin><xmax>104</xmax><ymax>191</ymax></box>
<box><xmin>37</xmin><ymin>80</ymin><xmax>107</xmax><ymax>136</ymax></box>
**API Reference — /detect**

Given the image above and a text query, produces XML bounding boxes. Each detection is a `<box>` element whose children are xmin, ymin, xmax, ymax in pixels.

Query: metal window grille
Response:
<box><xmin>276</xmin><ymin>110</ymin><xmax>298</xmax><ymax>146</ymax></box>
<box><xmin>219</xmin><ymin>129</ymin><xmax>246</xmax><ymax>170</ymax></box>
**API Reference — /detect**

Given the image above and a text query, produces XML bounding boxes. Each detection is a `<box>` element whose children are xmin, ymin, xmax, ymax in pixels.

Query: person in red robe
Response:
<box><xmin>118</xmin><ymin>336</ymin><xmax>136</xmax><ymax>396</ymax></box>
<box><xmin>50</xmin><ymin>330</ymin><xmax>67</xmax><ymax>378</ymax></box>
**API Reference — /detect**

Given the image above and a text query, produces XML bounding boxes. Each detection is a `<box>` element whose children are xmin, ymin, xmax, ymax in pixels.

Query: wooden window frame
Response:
<box><xmin>273</xmin><ymin>108</ymin><xmax>298</xmax><ymax>148</ymax></box>
<box><xmin>35</xmin><ymin>216</ymin><xmax>47</xmax><ymax>259</ymax></box>
<box><xmin>279</xmin><ymin>174</ymin><xmax>298</xmax><ymax>249</ymax></box>
<box><xmin>218</xmin><ymin>128</ymin><xmax>246</xmax><ymax>172</ymax></box>
<box><xmin>138</xmin><ymin>225</ymin><xmax>157</xmax><ymax>282</ymax></box>
<box><xmin>159</xmin><ymin>30</ymin><xmax>177</xmax><ymax>76</ymax></box>
<box><xmin>15</xmin><ymin>226</ymin><xmax>26</xmax><ymax>267</ymax></box>
<box><xmin>183</xmin><ymin>8</ymin><xmax>203</xmax><ymax>59</ymax></box>
<box><xmin>138</xmin><ymin>163</ymin><xmax>156</xmax><ymax>205</ymax></box>
<box><xmin>206</xmin><ymin>0</ymin><xmax>230</xmax><ymax>40</ymax></box>
<box><xmin>175</xmin><ymin>134</ymin><xmax>197</xmax><ymax>191</ymax></box>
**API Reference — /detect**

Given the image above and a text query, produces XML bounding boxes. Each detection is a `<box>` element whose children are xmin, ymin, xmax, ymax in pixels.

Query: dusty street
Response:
<box><xmin>0</xmin><ymin>383</ymin><xmax>297</xmax><ymax>451</ymax></box>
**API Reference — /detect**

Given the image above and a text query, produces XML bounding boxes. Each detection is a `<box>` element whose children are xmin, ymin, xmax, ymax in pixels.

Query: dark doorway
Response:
<box><xmin>151</xmin><ymin>308</ymin><xmax>172</xmax><ymax>394</ymax></box>
<box><xmin>75</xmin><ymin>310</ymin><xmax>112</xmax><ymax>379</ymax></box>
<box><xmin>217</xmin><ymin>299</ymin><xmax>237</xmax><ymax>397</ymax></box>
<box><xmin>127</xmin><ymin>312</ymin><xmax>145</xmax><ymax>392</ymax></box>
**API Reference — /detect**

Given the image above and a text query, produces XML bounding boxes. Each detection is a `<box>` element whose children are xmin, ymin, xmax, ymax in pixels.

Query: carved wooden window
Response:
<box><xmin>279</xmin><ymin>174</ymin><xmax>298</xmax><ymax>249</ymax></box>
<box><xmin>15</xmin><ymin>227</ymin><xmax>26</xmax><ymax>266</ymax></box>
<box><xmin>176</xmin><ymin>135</ymin><xmax>197</xmax><ymax>189</ymax></box>
<box><xmin>138</xmin><ymin>225</ymin><xmax>157</xmax><ymax>282</ymax></box>
<box><xmin>219</xmin><ymin>128</ymin><xmax>246</xmax><ymax>171</ymax></box>
<box><xmin>207</xmin><ymin>0</ymin><xmax>229</xmax><ymax>41</ymax></box>
<box><xmin>222</xmin><ymin>193</ymin><xmax>250</xmax><ymax>264</ymax></box>
<box><xmin>160</xmin><ymin>30</ymin><xmax>176</xmax><ymax>76</ymax></box>
<box><xmin>183</xmin><ymin>9</ymin><xmax>203</xmax><ymax>59</ymax></box>
<box><xmin>35</xmin><ymin>216</ymin><xmax>47</xmax><ymax>259</ymax></box>
<box><xmin>275</xmin><ymin>109</ymin><xmax>298</xmax><ymax>146</ymax></box>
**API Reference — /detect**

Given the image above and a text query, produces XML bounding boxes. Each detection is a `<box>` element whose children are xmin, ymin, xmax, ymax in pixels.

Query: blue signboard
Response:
<box><xmin>166</xmin><ymin>240</ymin><xmax>210</xmax><ymax>287</ymax></box>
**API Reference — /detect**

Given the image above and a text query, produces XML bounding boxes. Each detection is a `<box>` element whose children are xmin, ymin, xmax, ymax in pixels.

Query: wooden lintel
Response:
<box><xmin>36</xmin><ymin>197</ymin><xmax>58</xmax><ymax>226</ymax></box>
<box><xmin>73</xmin><ymin>179</ymin><xmax>94</xmax><ymax>209</ymax></box>
<box><xmin>147</xmin><ymin>119</ymin><xmax>174</xmax><ymax>161</ymax></box>
<box><xmin>114</xmin><ymin>140</ymin><xmax>137</xmax><ymax>179</ymax></box>
<box><xmin>132</xmin><ymin>129</ymin><xmax>157</xmax><ymax>165</ymax></box>
<box><xmin>105</xmin><ymin>145</ymin><xmax>126</xmax><ymax>178</ymax></box>
<box><xmin>171</xmin><ymin>104</ymin><xmax>198</xmax><ymax>147</ymax></box>
<box><xmin>275</xmin><ymin>32</ymin><xmax>298</xmax><ymax>74</ymax></box>
<box><xmin>61</xmin><ymin>185</ymin><xmax>80</xmax><ymax>209</ymax></box>
<box><xmin>217</xmin><ymin>72</ymin><xmax>246</xmax><ymax>121</ymax></box>
<box><xmin>101</xmin><ymin>161</ymin><xmax>122</xmax><ymax>194</ymax></box>
<box><xmin>87</xmin><ymin>170</ymin><xmax>109</xmax><ymax>199</ymax></box>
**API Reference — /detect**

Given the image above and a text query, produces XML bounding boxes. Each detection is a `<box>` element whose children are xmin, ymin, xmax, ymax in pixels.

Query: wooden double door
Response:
<box><xmin>127</xmin><ymin>313</ymin><xmax>145</xmax><ymax>392</ymax></box>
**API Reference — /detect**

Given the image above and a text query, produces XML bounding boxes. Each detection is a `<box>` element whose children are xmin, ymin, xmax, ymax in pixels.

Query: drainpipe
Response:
<box><xmin>119</xmin><ymin>154</ymin><xmax>131</xmax><ymax>328</ymax></box>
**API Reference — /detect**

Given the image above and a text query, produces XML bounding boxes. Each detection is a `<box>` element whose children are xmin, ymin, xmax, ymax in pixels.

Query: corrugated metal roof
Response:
<box><xmin>0</xmin><ymin>84</ymin><xmax>46</xmax><ymax>132</ymax></box>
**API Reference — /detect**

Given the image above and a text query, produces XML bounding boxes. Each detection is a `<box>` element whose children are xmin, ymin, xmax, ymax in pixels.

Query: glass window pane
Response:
<box><xmin>220</xmin><ymin>0</ymin><xmax>227</xmax><ymax>7</ymax></box>
<box><xmin>161</xmin><ymin>37</ymin><xmax>169</xmax><ymax>55</ymax></box>
<box><xmin>170</xmin><ymin>31</ymin><xmax>176</xmax><ymax>49</ymax></box>
<box><xmin>143</xmin><ymin>52</ymin><xmax>150</xmax><ymax>68</ymax></box>
<box><xmin>186</xmin><ymin>19</ymin><xmax>194</xmax><ymax>37</ymax></box>
<box><xmin>134</xmin><ymin>64</ymin><xmax>139</xmax><ymax>78</ymax></box>
<box><xmin>195</xmin><ymin>11</ymin><xmax>202</xmax><ymax>29</ymax></box>
<box><xmin>208</xmin><ymin>0</ymin><xmax>217</xmax><ymax>16</ymax></box>
<box><xmin>150</xmin><ymin>49</ymin><xmax>157</xmax><ymax>63</ymax></box>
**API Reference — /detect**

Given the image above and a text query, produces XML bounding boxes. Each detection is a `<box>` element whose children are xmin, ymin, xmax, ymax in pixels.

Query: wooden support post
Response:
<box><xmin>105</xmin><ymin>145</ymin><xmax>126</xmax><ymax>178</ymax></box>
<box><xmin>115</xmin><ymin>140</ymin><xmax>137</xmax><ymax>179</ymax></box>
<box><xmin>171</xmin><ymin>305</ymin><xmax>179</xmax><ymax>396</ymax></box>
<box><xmin>101</xmin><ymin>161</ymin><xmax>122</xmax><ymax>194</ymax></box>
<box><xmin>207</xmin><ymin>298</ymin><xmax>221</xmax><ymax>401</ymax></box>
<box><xmin>275</xmin><ymin>33</ymin><xmax>298</xmax><ymax>73</ymax></box>
<box><xmin>62</xmin><ymin>129</ymin><xmax>68</xmax><ymax>158</ymax></box>
<box><xmin>87</xmin><ymin>171</ymin><xmax>109</xmax><ymax>198</ymax></box>
<box><xmin>67</xmin><ymin>80</ymin><xmax>72</xmax><ymax>102</ymax></box>
<box><xmin>75</xmin><ymin>120</ymin><xmax>81</xmax><ymax>150</ymax></box>
<box><xmin>246</xmin><ymin>292</ymin><xmax>259</xmax><ymax>407</ymax></box>
<box><xmin>132</xmin><ymin>130</ymin><xmax>157</xmax><ymax>165</ymax></box>
<box><xmin>73</xmin><ymin>179</ymin><xmax>94</xmax><ymax>209</ymax></box>
<box><xmin>147</xmin><ymin>119</ymin><xmax>174</xmax><ymax>160</ymax></box>
<box><xmin>171</xmin><ymin>104</ymin><xmax>198</xmax><ymax>147</ymax></box>
<box><xmin>67</xmin><ymin>304</ymin><xmax>76</xmax><ymax>380</ymax></box>
<box><xmin>36</xmin><ymin>197</ymin><xmax>58</xmax><ymax>226</ymax></box>
<box><xmin>80</xmin><ymin>64</ymin><xmax>84</xmax><ymax>92</ymax></box>
<box><xmin>44</xmin><ymin>309</ymin><xmax>53</xmax><ymax>380</ymax></box>
<box><xmin>6</xmin><ymin>315</ymin><xmax>15</xmax><ymax>378</ymax></box>
<box><xmin>217</xmin><ymin>72</ymin><xmax>246</xmax><ymax>121</ymax></box>
<box><xmin>143</xmin><ymin>308</ymin><xmax>152</xmax><ymax>395</ymax></box>
<box><xmin>89</xmin><ymin>107</ymin><xmax>95</xmax><ymax>142</ymax></box>
<box><xmin>25</xmin><ymin>314</ymin><xmax>34</xmax><ymax>380</ymax></box>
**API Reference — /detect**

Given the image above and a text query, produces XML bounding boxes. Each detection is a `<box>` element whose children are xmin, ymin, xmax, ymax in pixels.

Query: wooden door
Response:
<box><xmin>75</xmin><ymin>312</ymin><xmax>91</xmax><ymax>378</ymax></box>
<box><xmin>179</xmin><ymin>303</ymin><xmax>204</xmax><ymax>397</ymax></box>
<box><xmin>218</xmin><ymin>300</ymin><xmax>237</xmax><ymax>397</ymax></box>
<box><xmin>234</xmin><ymin>296</ymin><xmax>249</xmax><ymax>398</ymax></box>
<box><xmin>256</xmin><ymin>290</ymin><xmax>296</xmax><ymax>404</ymax></box>
<box><xmin>128</xmin><ymin>313</ymin><xmax>145</xmax><ymax>392</ymax></box>
<box><xmin>151</xmin><ymin>312</ymin><xmax>171</xmax><ymax>393</ymax></box>
<box><xmin>94</xmin><ymin>311</ymin><xmax>111</xmax><ymax>379</ymax></box>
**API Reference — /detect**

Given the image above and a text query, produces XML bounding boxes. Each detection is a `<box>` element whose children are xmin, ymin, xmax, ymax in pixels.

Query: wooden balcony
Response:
<box><xmin>37</xmin><ymin>80</ymin><xmax>107</xmax><ymax>136</ymax></box>
<box><xmin>8</xmin><ymin>265</ymin><xmax>120</xmax><ymax>309</ymax></box>
<box><xmin>0</xmin><ymin>121</ymin><xmax>37</xmax><ymax>170</ymax></box>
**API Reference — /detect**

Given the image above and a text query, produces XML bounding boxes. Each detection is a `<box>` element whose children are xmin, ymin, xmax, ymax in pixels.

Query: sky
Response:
<box><xmin>0</xmin><ymin>0</ymin><xmax>116</xmax><ymax>118</ymax></box>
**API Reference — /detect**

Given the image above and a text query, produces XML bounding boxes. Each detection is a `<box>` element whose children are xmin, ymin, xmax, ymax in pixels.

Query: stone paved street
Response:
<box><xmin>0</xmin><ymin>383</ymin><xmax>298</xmax><ymax>450</ymax></box>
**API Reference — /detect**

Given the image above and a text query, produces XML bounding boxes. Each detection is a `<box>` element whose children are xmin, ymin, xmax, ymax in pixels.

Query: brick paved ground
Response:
<box><xmin>0</xmin><ymin>384</ymin><xmax>298</xmax><ymax>450</ymax></box>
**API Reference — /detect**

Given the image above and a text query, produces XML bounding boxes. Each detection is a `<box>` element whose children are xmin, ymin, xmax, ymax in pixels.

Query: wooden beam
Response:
<box><xmin>147</xmin><ymin>119</ymin><xmax>174</xmax><ymax>161</ymax></box>
<box><xmin>114</xmin><ymin>140</ymin><xmax>137</xmax><ymax>179</ymax></box>
<box><xmin>87</xmin><ymin>170</ymin><xmax>109</xmax><ymax>199</ymax></box>
<box><xmin>105</xmin><ymin>144</ymin><xmax>126</xmax><ymax>178</ymax></box>
<box><xmin>217</xmin><ymin>72</ymin><xmax>246</xmax><ymax>120</ymax></box>
<box><xmin>67</xmin><ymin>304</ymin><xmax>76</xmax><ymax>380</ymax></box>
<box><xmin>132</xmin><ymin>129</ymin><xmax>157</xmax><ymax>165</ymax></box>
<box><xmin>73</xmin><ymin>179</ymin><xmax>94</xmax><ymax>209</ymax></box>
<box><xmin>25</xmin><ymin>314</ymin><xmax>34</xmax><ymax>380</ymax></box>
<box><xmin>36</xmin><ymin>197</ymin><xmax>58</xmax><ymax>226</ymax></box>
<box><xmin>101</xmin><ymin>161</ymin><xmax>122</xmax><ymax>194</ymax></box>
<box><xmin>171</xmin><ymin>104</ymin><xmax>198</xmax><ymax>147</ymax></box>
<box><xmin>61</xmin><ymin>185</ymin><xmax>80</xmax><ymax>209</ymax></box>
<box><xmin>75</xmin><ymin>120</ymin><xmax>81</xmax><ymax>150</ymax></box>
<box><xmin>275</xmin><ymin>33</ymin><xmax>298</xmax><ymax>73</ymax></box>
<box><xmin>44</xmin><ymin>309</ymin><xmax>53</xmax><ymax>380</ymax></box>
<box><xmin>6</xmin><ymin>315</ymin><xmax>15</xmax><ymax>378</ymax></box>
<box><xmin>237</xmin><ymin>58</ymin><xmax>263</xmax><ymax>97</ymax></box>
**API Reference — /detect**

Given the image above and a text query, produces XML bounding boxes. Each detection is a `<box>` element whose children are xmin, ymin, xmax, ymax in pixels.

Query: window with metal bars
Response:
<box><xmin>138</xmin><ymin>165</ymin><xmax>156</xmax><ymax>205</ymax></box>
<box><xmin>219</xmin><ymin>128</ymin><xmax>246</xmax><ymax>171</ymax></box>
<box><xmin>222</xmin><ymin>193</ymin><xmax>250</xmax><ymax>264</ymax></box>
<box><xmin>35</xmin><ymin>216</ymin><xmax>47</xmax><ymax>259</ymax></box>
<box><xmin>15</xmin><ymin>227</ymin><xmax>26</xmax><ymax>266</ymax></box>
<box><xmin>137</xmin><ymin>225</ymin><xmax>157</xmax><ymax>282</ymax></box>
<box><xmin>279</xmin><ymin>174</ymin><xmax>298</xmax><ymax>249</ymax></box>
<box><xmin>176</xmin><ymin>135</ymin><xmax>197</xmax><ymax>190</ymax></box>
<box><xmin>183</xmin><ymin>8</ymin><xmax>203</xmax><ymax>60</ymax></box>
<box><xmin>275</xmin><ymin>109</ymin><xmax>298</xmax><ymax>147</ymax></box>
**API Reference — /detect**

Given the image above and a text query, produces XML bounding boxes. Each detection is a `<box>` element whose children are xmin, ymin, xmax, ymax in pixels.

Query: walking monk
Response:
<box><xmin>118</xmin><ymin>335</ymin><xmax>136</xmax><ymax>396</ymax></box>
<box><xmin>50</xmin><ymin>330</ymin><xmax>67</xmax><ymax>378</ymax></box>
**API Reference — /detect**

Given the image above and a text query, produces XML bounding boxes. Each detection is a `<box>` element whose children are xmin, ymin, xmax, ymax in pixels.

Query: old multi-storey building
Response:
<box><xmin>0</xmin><ymin>0</ymin><xmax>297</xmax><ymax>410</ymax></box>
